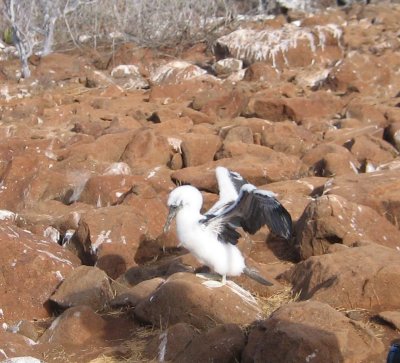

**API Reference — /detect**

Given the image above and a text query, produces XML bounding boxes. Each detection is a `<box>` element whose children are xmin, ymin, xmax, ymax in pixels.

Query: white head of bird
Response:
<box><xmin>164</xmin><ymin>185</ymin><xmax>203</xmax><ymax>234</ymax></box>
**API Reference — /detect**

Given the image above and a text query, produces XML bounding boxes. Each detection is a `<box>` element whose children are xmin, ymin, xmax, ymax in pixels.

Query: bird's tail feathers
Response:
<box><xmin>243</xmin><ymin>267</ymin><xmax>273</xmax><ymax>286</ymax></box>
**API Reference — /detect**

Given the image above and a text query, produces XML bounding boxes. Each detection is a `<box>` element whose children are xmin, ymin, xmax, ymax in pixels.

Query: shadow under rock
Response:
<box><xmin>266</xmin><ymin>234</ymin><xmax>299</xmax><ymax>263</ymax></box>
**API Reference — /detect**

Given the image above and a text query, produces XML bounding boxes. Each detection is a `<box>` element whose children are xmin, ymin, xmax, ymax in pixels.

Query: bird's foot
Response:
<box><xmin>202</xmin><ymin>280</ymin><xmax>225</xmax><ymax>288</ymax></box>
<box><xmin>197</xmin><ymin>273</ymin><xmax>227</xmax><ymax>288</ymax></box>
<box><xmin>196</xmin><ymin>272</ymin><xmax>221</xmax><ymax>280</ymax></box>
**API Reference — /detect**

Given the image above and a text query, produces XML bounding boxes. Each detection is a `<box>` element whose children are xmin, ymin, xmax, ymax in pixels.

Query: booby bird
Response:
<box><xmin>163</xmin><ymin>166</ymin><xmax>292</xmax><ymax>286</ymax></box>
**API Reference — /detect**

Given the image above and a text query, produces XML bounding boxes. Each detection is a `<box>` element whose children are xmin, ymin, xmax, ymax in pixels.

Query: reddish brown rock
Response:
<box><xmin>283</xmin><ymin>92</ymin><xmax>344</xmax><ymax>125</ymax></box>
<box><xmin>321</xmin><ymin>152</ymin><xmax>359</xmax><ymax>176</ymax></box>
<box><xmin>0</xmin><ymin>221</ymin><xmax>79</xmax><ymax>323</ymax></box>
<box><xmin>38</xmin><ymin>305</ymin><xmax>106</xmax><ymax>345</ymax></box>
<box><xmin>181</xmin><ymin>107</ymin><xmax>214</xmax><ymax>125</ymax></box>
<box><xmin>243</xmin><ymin>62</ymin><xmax>280</xmax><ymax>83</ymax></box>
<box><xmin>220</xmin><ymin>117</ymin><xmax>273</xmax><ymax>136</ymax></box>
<box><xmin>295</xmin><ymin>194</ymin><xmax>400</xmax><ymax>260</ymax></box>
<box><xmin>78</xmin><ymin>174</ymin><xmax>156</xmax><ymax>206</ymax></box>
<box><xmin>149</xmin><ymin>77</ymin><xmax>223</xmax><ymax>104</ymax></box>
<box><xmin>264</xmin><ymin>177</ymin><xmax>328</xmax><ymax>223</ymax></box>
<box><xmin>0</xmin><ymin>154</ymin><xmax>73</xmax><ymax>211</ymax></box>
<box><xmin>245</xmin><ymin>97</ymin><xmax>294</xmax><ymax>122</ymax></box>
<box><xmin>181</xmin><ymin>133</ymin><xmax>221</xmax><ymax>167</ymax></box>
<box><xmin>386</xmin><ymin>121</ymin><xmax>400</xmax><ymax>151</ymax></box>
<box><xmin>324</xmin><ymin>169</ymin><xmax>400</xmax><ymax>225</ymax></box>
<box><xmin>171</xmin><ymin>154</ymin><xmax>308</xmax><ymax>193</ymax></box>
<box><xmin>323</xmin><ymin>123</ymin><xmax>384</xmax><ymax>144</ymax></box>
<box><xmin>349</xmin><ymin>134</ymin><xmax>398</xmax><ymax>165</ymax></box>
<box><xmin>57</xmin><ymin>131</ymin><xmax>136</xmax><ymax>173</ymax></box>
<box><xmin>76</xmin><ymin>199</ymin><xmax>167</xmax><ymax>278</ymax></box>
<box><xmin>223</xmin><ymin>125</ymin><xmax>254</xmax><ymax>144</ymax></box>
<box><xmin>34</xmin><ymin>53</ymin><xmax>86</xmax><ymax>81</ymax></box>
<box><xmin>145</xmin><ymin>323</ymin><xmax>198</xmax><ymax>362</ymax></box>
<box><xmin>193</xmin><ymin>87</ymin><xmax>249</xmax><ymax>120</ymax></box>
<box><xmin>108</xmin><ymin>43</ymin><xmax>156</xmax><ymax>76</ymax></box>
<box><xmin>261</xmin><ymin>121</ymin><xmax>319</xmax><ymax>156</ymax></box>
<box><xmin>0</xmin><ymin>329</ymin><xmax>37</xmax><ymax>360</ymax></box>
<box><xmin>50</xmin><ymin>265</ymin><xmax>113</xmax><ymax>311</ymax></box>
<box><xmin>111</xmin><ymin>277</ymin><xmax>164</xmax><ymax>307</ymax></box>
<box><xmin>242</xmin><ymin>301</ymin><xmax>384</xmax><ymax>363</ymax></box>
<box><xmin>302</xmin><ymin>143</ymin><xmax>360</xmax><ymax>176</ymax></box>
<box><xmin>175</xmin><ymin>324</ymin><xmax>245</xmax><ymax>363</ymax></box>
<box><xmin>134</xmin><ymin>272</ymin><xmax>262</xmax><ymax>330</ymax></box>
<box><xmin>325</xmin><ymin>52</ymin><xmax>396</xmax><ymax>98</ymax></box>
<box><xmin>286</xmin><ymin>244</ymin><xmax>400</xmax><ymax>310</ymax></box>
<box><xmin>15</xmin><ymin>200</ymin><xmax>90</xmax><ymax>238</ymax></box>
<box><xmin>121</xmin><ymin>128</ymin><xmax>172</xmax><ymax>173</ymax></box>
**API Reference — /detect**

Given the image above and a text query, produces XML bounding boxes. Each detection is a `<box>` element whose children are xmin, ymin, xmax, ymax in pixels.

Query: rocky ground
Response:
<box><xmin>0</xmin><ymin>2</ymin><xmax>400</xmax><ymax>363</ymax></box>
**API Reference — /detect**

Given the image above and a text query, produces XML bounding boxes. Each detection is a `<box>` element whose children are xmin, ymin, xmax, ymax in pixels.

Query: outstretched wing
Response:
<box><xmin>206</xmin><ymin>166</ymin><xmax>248</xmax><ymax>216</ymax></box>
<box><xmin>202</xmin><ymin>184</ymin><xmax>293</xmax><ymax>245</ymax></box>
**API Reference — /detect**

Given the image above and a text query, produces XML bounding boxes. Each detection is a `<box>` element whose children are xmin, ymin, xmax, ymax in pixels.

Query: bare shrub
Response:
<box><xmin>1</xmin><ymin>0</ymin><xmax>244</xmax><ymax>77</ymax></box>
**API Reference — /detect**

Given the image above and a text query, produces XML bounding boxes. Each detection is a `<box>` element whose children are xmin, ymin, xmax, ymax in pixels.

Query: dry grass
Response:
<box><xmin>256</xmin><ymin>284</ymin><xmax>300</xmax><ymax>318</ymax></box>
<box><xmin>88</xmin><ymin>326</ymin><xmax>160</xmax><ymax>363</ymax></box>
<box><xmin>336</xmin><ymin>307</ymin><xmax>385</xmax><ymax>339</ymax></box>
<box><xmin>42</xmin><ymin>345</ymin><xmax>75</xmax><ymax>363</ymax></box>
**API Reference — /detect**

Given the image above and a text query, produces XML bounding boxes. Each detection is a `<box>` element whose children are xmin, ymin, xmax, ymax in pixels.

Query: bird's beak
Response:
<box><xmin>163</xmin><ymin>206</ymin><xmax>178</xmax><ymax>233</ymax></box>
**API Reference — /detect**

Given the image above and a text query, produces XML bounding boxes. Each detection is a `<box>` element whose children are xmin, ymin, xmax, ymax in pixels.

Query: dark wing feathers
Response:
<box><xmin>200</xmin><ymin>214</ymin><xmax>241</xmax><ymax>245</ymax></box>
<box><xmin>228</xmin><ymin>170</ymin><xmax>248</xmax><ymax>194</ymax></box>
<box><xmin>203</xmin><ymin>185</ymin><xmax>292</xmax><ymax>244</ymax></box>
<box><xmin>254</xmin><ymin>190</ymin><xmax>293</xmax><ymax>239</ymax></box>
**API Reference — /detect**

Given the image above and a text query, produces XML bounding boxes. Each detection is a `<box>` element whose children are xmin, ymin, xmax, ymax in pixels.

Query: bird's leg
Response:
<box><xmin>221</xmin><ymin>274</ymin><xmax>227</xmax><ymax>285</ymax></box>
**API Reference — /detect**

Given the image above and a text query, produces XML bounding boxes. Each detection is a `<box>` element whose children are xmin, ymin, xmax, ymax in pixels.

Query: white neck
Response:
<box><xmin>175</xmin><ymin>205</ymin><xmax>203</xmax><ymax>248</ymax></box>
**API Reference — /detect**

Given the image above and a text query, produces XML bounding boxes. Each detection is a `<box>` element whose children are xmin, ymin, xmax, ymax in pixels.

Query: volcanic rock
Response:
<box><xmin>286</xmin><ymin>244</ymin><xmax>400</xmax><ymax>310</ymax></box>
<box><xmin>242</xmin><ymin>301</ymin><xmax>384</xmax><ymax>363</ymax></box>
<box><xmin>134</xmin><ymin>272</ymin><xmax>262</xmax><ymax>330</ymax></box>
<box><xmin>49</xmin><ymin>265</ymin><xmax>113</xmax><ymax>311</ymax></box>
<box><xmin>0</xmin><ymin>221</ymin><xmax>79</xmax><ymax>323</ymax></box>
<box><xmin>295</xmin><ymin>194</ymin><xmax>400</xmax><ymax>259</ymax></box>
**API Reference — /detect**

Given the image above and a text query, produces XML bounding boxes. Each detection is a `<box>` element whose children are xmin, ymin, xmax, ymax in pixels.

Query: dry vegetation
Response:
<box><xmin>0</xmin><ymin>0</ymin><xmax>267</xmax><ymax>78</ymax></box>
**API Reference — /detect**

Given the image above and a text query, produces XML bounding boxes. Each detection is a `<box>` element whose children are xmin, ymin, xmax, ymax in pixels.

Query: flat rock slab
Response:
<box><xmin>134</xmin><ymin>272</ymin><xmax>262</xmax><ymax>330</ymax></box>
<box><xmin>242</xmin><ymin>301</ymin><xmax>384</xmax><ymax>363</ymax></box>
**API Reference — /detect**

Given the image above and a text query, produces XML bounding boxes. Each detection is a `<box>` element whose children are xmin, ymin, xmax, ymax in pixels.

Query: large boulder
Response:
<box><xmin>214</xmin><ymin>24</ymin><xmax>343</xmax><ymax>69</ymax></box>
<box><xmin>134</xmin><ymin>273</ymin><xmax>262</xmax><ymax>330</ymax></box>
<box><xmin>324</xmin><ymin>169</ymin><xmax>400</xmax><ymax>225</ymax></box>
<box><xmin>295</xmin><ymin>194</ymin><xmax>400</xmax><ymax>259</ymax></box>
<box><xmin>242</xmin><ymin>301</ymin><xmax>384</xmax><ymax>363</ymax></box>
<box><xmin>49</xmin><ymin>265</ymin><xmax>113</xmax><ymax>311</ymax></box>
<box><xmin>174</xmin><ymin>324</ymin><xmax>245</xmax><ymax>363</ymax></box>
<box><xmin>286</xmin><ymin>244</ymin><xmax>400</xmax><ymax>310</ymax></box>
<box><xmin>38</xmin><ymin>305</ymin><xmax>106</xmax><ymax>345</ymax></box>
<box><xmin>0</xmin><ymin>221</ymin><xmax>79</xmax><ymax>323</ymax></box>
<box><xmin>150</xmin><ymin>61</ymin><xmax>207</xmax><ymax>85</ymax></box>
<box><xmin>75</xmin><ymin>200</ymin><xmax>167</xmax><ymax>278</ymax></box>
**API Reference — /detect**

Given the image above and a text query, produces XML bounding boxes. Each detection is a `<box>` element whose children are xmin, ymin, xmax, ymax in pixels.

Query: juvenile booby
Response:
<box><xmin>163</xmin><ymin>166</ymin><xmax>292</xmax><ymax>286</ymax></box>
